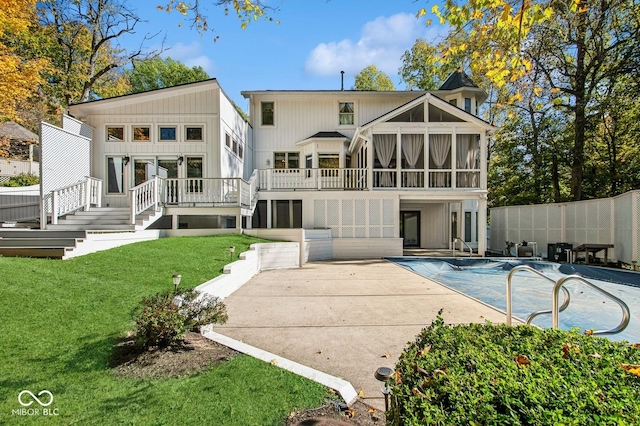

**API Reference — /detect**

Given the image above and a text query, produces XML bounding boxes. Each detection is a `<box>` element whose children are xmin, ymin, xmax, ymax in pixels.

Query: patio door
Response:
<box><xmin>401</xmin><ymin>211</ymin><xmax>420</xmax><ymax>248</ymax></box>
<box><xmin>134</xmin><ymin>158</ymin><xmax>156</xmax><ymax>186</ymax></box>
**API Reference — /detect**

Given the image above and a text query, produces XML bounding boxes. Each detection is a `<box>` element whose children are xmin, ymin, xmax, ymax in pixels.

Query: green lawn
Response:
<box><xmin>0</xmin><ymin>235</ymin><xmax>328</xmax><ymax>424</ymax></box>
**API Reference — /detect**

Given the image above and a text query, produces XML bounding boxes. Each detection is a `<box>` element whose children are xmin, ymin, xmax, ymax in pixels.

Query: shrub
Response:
<box><xmin>179</xmin><ymin>289</ymin><xmax>228</xmax><ymax>332</ymax></box>
<box><xmin>389</xmin><ymin>312</ymin><xmax>640</xmax><ymax>425</ymax></box>
<box><xmin>133</xmin><ymin>290</ymin><xmax>227</xmax><ymax>349</ymax></box>
<box><xmin>0</xmin><ymin>173</ymin><xmax>39</xmax><ymax>187</ymax></box>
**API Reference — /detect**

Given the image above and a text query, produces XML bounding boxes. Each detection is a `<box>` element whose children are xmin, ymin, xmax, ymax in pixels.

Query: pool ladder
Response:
<box><xmin>506</xmin><ymin>265</ymin><xmax>630</xmax><ymax>335</ymax></box>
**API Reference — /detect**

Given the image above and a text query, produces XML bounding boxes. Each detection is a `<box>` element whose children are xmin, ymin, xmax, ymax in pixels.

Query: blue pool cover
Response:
<box><xmin>388</xmin><ymin>257</ymin><xmax>640</xmax><ymax>343</ymax></box>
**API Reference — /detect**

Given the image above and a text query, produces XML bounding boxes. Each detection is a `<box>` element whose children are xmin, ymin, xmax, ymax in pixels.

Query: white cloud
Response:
<box><xmin>162</xmin><ymin>42</ymin><xmax>217</xmax><ymax>75</ymax></box>
<box><xmin>304</xmin><ymin>13</ymin><xmax>437</xmax><ymax>78</ymax></box>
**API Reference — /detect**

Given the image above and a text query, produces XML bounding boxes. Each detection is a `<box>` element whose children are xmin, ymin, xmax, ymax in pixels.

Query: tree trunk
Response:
<box><xmin>570</xmin><ymin>7</ymin><xmax>589</xmax><ymax>201</ymax></box>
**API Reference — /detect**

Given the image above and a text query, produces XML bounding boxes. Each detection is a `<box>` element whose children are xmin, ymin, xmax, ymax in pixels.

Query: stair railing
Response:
<box><xmin>452</xmin><ymin>238</ymin><xmax>473</xmax><ymax>257</ymax></box>
<box><xmin>506</xmin><ymin>265</ymin><xmax>631</xmax><ymax>336</ymax></box>
<box><xmin>129</xmin><ymin>176</ymin><xmax>162</xmax><ymax>225</ymax></box>
<box><xmin>42</xmin><ymin>177</ymin><xmax>102</xmax><ymax>228</ymax></box>
<box><xmin>506</xmin><ymin>265</ymin><xmax>571</xmax><ymax>326</ymax></box>
<box><xmin>552</xmin><ymin>275</ymin><xmax>630</xmax><ymax>335</ymax></box>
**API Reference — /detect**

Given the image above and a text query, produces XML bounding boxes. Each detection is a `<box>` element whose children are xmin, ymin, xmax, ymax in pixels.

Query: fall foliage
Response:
<box><xmin>0</xmin><ymin>0</ymin><xmax>49</xmax><ymax>122</ymax></box>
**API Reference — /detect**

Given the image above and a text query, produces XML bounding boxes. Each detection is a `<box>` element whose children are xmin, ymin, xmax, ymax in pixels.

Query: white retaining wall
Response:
<box><xmin>196</xmin><ymin>242</ymin><xmax>299</xmax><ymax>299</ymax></box>
<box><xmin>490</xmin><ymin>190</ymin><xmax>640</xmax><ymax>264</ymax></box>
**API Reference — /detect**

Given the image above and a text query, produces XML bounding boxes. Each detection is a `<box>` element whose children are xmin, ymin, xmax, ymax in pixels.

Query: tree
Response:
<box><xmin>38</xmin><ymin>0</ymin><xmax>163</xmax><ymax>107</ymax></box>
<box><xmin>398</xmin><ymin>39</ymin><xmax>460</xmax><ymax>90</ymax></box>
<box><xmin>158</xmin><ymin>0</ymin><xmax>278</xmax><ymax>33</ymax></box>
<box><xmin>527</xmin><ymin>0</ymin><xmax>640</xmax><ymax>200</ymax></box>
<box><xmin>125</xmin><ymin>57</ymin><xmax>210</xmax><ymax>94</ymax></box>
<box><xmin>0</xmin><ymin>0</ymin><xmax>49</xmax><ymax>122</ymax></box>
<box><xmin>353</xmin><ymin>65</ymin><xmax>394</xmax><ymax>91</ymax></box>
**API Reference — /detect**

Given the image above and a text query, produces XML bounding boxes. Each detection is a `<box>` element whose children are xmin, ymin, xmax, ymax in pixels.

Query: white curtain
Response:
<box><xmin>456</xmin><ymin>134</ymin><xmax>479</xmax><ymax>187</ymax></box>
<box><xmin>401</xmin><ymin>134</ymin><xmax>424</xmax><ymax>187</ymax></box>
<box><xmin>429</xmin><ymin>134</ymin><xmax>451</xmax><ymax>187</ymax></box>
<box><xmin>373</xmin><ymin>134</ymin><xmax>396</xmax><ymax>187</ymax></box>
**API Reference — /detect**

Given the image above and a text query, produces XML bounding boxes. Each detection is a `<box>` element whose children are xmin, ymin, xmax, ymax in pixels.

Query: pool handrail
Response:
<box><xmin>552</xmin><ymin>275</ymin><xmax>631</xmax><ymax>335</ymax></box>
<box><xmin>452</xmin><ymin>238</ymin><xmax>473</xmax><ymax>257</ymax></box>
<box><xmin>506</xmin><ymin>265</ymin><xmax>570</xmax><ymax>326</ymax></box>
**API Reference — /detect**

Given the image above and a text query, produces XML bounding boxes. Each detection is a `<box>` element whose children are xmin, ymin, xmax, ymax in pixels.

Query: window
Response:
<box><xmin>261</xmin><ymin>101</ymin><xmax>274</xmax><ymax>126</ymax></box>
<box><xmin>159</xmin><ymin>126</ymin><xmax>177</xmax><ymax>141</ymax></box>
<box><xmin>238</xmin><ymin>144</ymin><xmax>244</xmax><ymax>159</ymax></box>
<box><xmin>318</xmin><ymin>154</ymin><xmax>339</xmax><ymax>169</ymax></box>
<box><xmin>274</xmin><ymin>152</ymin><xmax>299</xmax><ymax>169</ymax></box>
<box><xmin>186</xmin><ymin>157</ymin><xmax>203</xmax><ymax>193</ymax></box>
<box><xmin>448</xmin><ymin>99</ymin><xmax>457</xmax><ymax>107</ymax></box>
<box><xmin>464</xmin><ymin>98</ymin><xmax>471</xmax><ymax>113</ymax></box>
<box><xmin>272</xmin><ymin>200</ymin><xmax>302</xmax><ymax>228</ymax></box>
<box><xmin>465</xmin><ymin>211</ymin><xmax>472</xmax><ymax>242</ymax></box>
<box><xmin>106</xmin><ymin>126</ymin><xmax>124</xmax><ymax>141</ymax></box>
<box><xmin>133</xmin><ymin>126</ymin><xmax>150</xmax><ymax>141</ymax></box>
<box><xmin>339</xmin><ymin>102</ymin><xmax>354</xmax><ymax>125</ymax></box>
<box><xmin>319</xmin><ymin>154</ymin><xmax>339</xmax><ymax>177</ymax></box>
<box><xmin>186</xmin><ymin>126</ymin><xmax>203</xmax><ymax>141</ymax></box>
<box><xmin>232</xmin><ymin>139</ymin><xmax>238</xmax><ymax>155</ymax></box>
<box><xmin>225</xmin><ymin>133</ymin><xmax>232</xmax><ymax>148</ymax></box>
<box><xmin>107</xmin><ymin>157</ymin><xmax>124</xmax><ymax>193</ymax></box>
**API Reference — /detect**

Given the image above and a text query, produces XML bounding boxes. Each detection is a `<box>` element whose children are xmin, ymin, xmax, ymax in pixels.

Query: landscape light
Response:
<box><xmin>374</xmin><ymin>366</ymin><xmax>394</xmax><ymax>411</ymax></box>
<box><xmin>172</xmin><ymin>274</ymin><xmax>182</xmax><ymax>292</ymax></box>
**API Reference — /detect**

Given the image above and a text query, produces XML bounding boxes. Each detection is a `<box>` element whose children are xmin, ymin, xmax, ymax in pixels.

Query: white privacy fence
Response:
<box><xmin>0</xmin><ymin>158</ymin><xmax>39</xmax><ymax>177</ymax></box>
<box><xmin>490</xmin><ymin>190</ymin><xmax>640</xmax><ymax>265</ymax></box>
<box><xmin>39</xmin><ymin>116</ymin><xmax>95</xmax><ymax>227</ymax></box>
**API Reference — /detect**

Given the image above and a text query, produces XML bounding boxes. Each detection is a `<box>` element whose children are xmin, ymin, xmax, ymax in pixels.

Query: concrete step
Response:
<box><xmin>0</xmin><ymin>238</ymin><xmax>80</xmax><ymax>248</ymax></box>
<box><xmin>0</xmin><ymin>247</ymin><xmax>67</xmax><ymax>259</ymax></box>
<box><xmin>0</xmin><ymin>230</ymin><xmax>87</xmax><ymax>239</ymax></box>
<box><xmin>47</xmin><ymin>224</ymin><xmax>135</xmax><ymax>231</ymax></box>
<box><xmin>72</xmin><ymin>211</ymin><xmax>130</xmax><ymax>219</ymax></box>
<box><xmin>57</xmin><ymin>218</ymin><xmax>130</xmax><ymax>225</ymax></box>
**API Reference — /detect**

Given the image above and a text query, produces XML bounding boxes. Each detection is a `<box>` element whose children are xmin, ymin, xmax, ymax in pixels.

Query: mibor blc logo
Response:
<box><xmin>12</xmin><ymin>390</ymin><xmax>59</xmax><ymax>417</ymax></box>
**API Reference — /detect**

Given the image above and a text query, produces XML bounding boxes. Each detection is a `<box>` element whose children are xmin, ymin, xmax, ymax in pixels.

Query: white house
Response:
<box><xmin>62</xmin><ymin>71</ymin><xmax>494</xmax><ymax>257</ymax></box>
<box><xmin>68</xmin><ymin>79</ymin><xmax>253</xmax><ymax>231</ymax></box>
<box><xmin>243</xmin><ymin>70</ymin><xmax>494</xmax><ymax>255</ymax></box>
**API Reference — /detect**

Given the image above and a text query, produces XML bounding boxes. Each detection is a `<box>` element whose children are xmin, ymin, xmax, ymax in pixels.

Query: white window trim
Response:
<box><xmin>261</xmin><ymin>101</ymin><xmax>276</xmax><ymax>127</ymax></box>
<box><xmin>132</xmin><ymin>125</ymin><xmax>151</xmax><ymax>142</ymax></box>
<box><xmin>338</xmin><ymin>101</ymin><xmax>355</xmax><ymax>127</ymax></box>
<box><xmin>185</xmin><ymin>125</ymin><xmax>204</xmax><ymax>142</ymax></box>
<box><xmin>158</xmin><ymin>125</ymin><xmax>178</xmax><ymax>142</ymax></box>
<box><xmin>106</xmin><ymin>125</ymin><xmax>125</xmax><ymax>142</ymax></box>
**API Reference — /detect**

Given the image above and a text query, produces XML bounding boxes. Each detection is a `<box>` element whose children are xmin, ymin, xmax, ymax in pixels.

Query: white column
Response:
<box><xmin>267</xmin><ymin>199</ymin><xmax>272</xmax><ymax>228</ymax></box>
<box><xmin>478</xmin><ymin>197</ymin><xmax>488</xmax><ymax>255</ymax></box>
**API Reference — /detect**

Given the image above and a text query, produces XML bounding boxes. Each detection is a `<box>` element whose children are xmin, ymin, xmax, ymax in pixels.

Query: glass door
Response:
<box><xmin>133</xmin><ymin>158</ymin><xmax>156</xmax><ymax>186</ymax></box>
<box><xmin>401</xmin><ymin>211</ymin><xmax>420</xmax><ymax>248</ymax></box>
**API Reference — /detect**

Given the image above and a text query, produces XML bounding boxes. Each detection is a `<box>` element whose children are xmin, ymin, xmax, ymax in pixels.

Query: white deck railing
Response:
<box><xmin>130</xmin><ymin>176</ymin><xmax>161</xmax><ymax>225</ymax></box>
<box><xmin>258</xmin><ymin>168</ymin><xmax>480</xmax><ymax>190</ymax></box>
<box><xmin>258</xmin><ymin>168</ymin><xmax>368</xmax><ymax>190</ymax></box>
<box><xmin>42</xmin><ymin>177</ymin><xmax>102</xmax><ymax>227</ymax></box>
<box><xmin>162</xmin><ymin>177</ymin><xmax>252</xmax><ymax>207</ymax></box>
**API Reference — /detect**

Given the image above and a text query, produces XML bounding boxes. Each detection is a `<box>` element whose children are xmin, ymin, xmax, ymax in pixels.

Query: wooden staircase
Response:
<box><xmin>0</xmin><ymin>229</ymin><xmax>86</xmax><ymax>259</ymax></box>
<box><xmin>0</xmin><ymin>207</ymin><xmax>164</xmax><ymax>259</ymax></box>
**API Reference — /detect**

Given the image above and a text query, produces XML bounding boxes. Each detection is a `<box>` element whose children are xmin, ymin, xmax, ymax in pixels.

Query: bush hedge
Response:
<box><xmin>389</xmin><ymin>313</ymin><xmax>640</xmax><ymax>425</ymax></box>
<box><xmin>133</xmin><ymin>290</ymin><xmax>227</xmax><ymax>349</ymax></box>
<box><xmin>0</xmin><ymin>172</ymin><xmax>39</xmax><ymax>187</ymax></box>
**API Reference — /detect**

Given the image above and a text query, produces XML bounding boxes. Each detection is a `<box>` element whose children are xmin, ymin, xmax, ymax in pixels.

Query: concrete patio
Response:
<box><xmin>211</xmin><ymin>259</ymin><xmax>512</xmax><ymax>410</ymax></box>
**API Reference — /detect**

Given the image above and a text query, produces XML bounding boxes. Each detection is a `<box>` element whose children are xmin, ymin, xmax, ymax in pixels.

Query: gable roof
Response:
<box><xmin>439</xmin><ymin>69</ymin><xmax>480</xmax><ymax>90</ymax></box>
<box><xmin>0</xmin><ymin>122</ymin><xmax>38</xmax><ymax>141</ymax></box>
<box><xmin>348</xmin><ymin>92</ymin><xmax>495</xmax><ymax>153</ymax></box>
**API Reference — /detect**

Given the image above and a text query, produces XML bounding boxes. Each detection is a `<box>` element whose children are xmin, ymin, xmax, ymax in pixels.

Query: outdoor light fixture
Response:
<box><xmin>177</xmin><ymin>156</ymin><xmax>184</xmax><ymax>165</ymax></box>
<box><xmin>374</xmin><ymin>366</ymin><xmax>394</xmax><ymax>411</ymax></box>
<box><xmin>266</xmin><ymin>159</ymin><xmax>271</xmax><ymax>167</ymax></box>
<box><xmin>172</xmin><ymin>274</ymin><xmax>182</xmax><ymax>292</ymax></box>
<box><xmin>229</xmin><ymin>246</ymin><xmax>235</xmax><ymax>261</ymax></box>
<box><xmin>122</xmin><ymin>155</ymin><xmax>130</xmax><ymax>165</ymax></box>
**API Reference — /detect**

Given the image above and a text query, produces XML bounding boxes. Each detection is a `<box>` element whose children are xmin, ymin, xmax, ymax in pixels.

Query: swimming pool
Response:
<box><xmin>389</xmin><ymin>258</ymin><xmax>640</xmax><ymax>343</ymax></box>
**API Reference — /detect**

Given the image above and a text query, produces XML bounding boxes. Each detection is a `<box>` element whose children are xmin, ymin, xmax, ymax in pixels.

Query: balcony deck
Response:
<box><xmin>257</xmin><ymin>168</ymin><xmax>481</xmax><ymax>191</ymax></box>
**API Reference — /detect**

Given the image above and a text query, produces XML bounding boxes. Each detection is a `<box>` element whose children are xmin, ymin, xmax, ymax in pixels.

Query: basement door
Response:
<box><xmin>400</xmin><ymin>211</ymin><xmax>421</xmax><ymax>248</ymax></box>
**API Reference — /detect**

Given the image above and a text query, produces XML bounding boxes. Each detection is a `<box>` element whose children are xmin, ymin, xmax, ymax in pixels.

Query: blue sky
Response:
<box><xmin>126</xmin><ymin>1</ymin><xmax>443</xmax><ymax>108</ymax></box>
